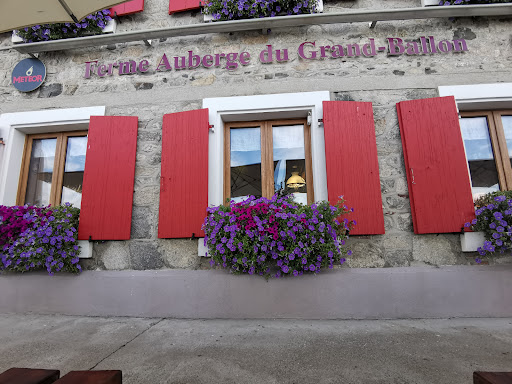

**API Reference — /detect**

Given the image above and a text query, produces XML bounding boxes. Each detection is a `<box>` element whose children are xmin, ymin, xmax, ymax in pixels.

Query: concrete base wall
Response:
<box><xmin>1</xmin><ymin>266</ymin><xmax>511</xmax><ymax>319</ymax></box>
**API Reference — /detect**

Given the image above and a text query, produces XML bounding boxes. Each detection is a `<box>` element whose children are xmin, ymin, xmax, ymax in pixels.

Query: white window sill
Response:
<box><xmin>460</xmin><ymin>232</ymin><xmax>485</xmax><ymax>252</ymax></box>
<box><xmin>204</xmin><ymin>0</ymin><xmax>323</xmax><ymax>22</ymax></box>
<box><xmin>78</xmin><ymin>240</ymin><xmax>93</xmax><ymax>259</ymax></box>
<box><xmin>12</xmin><ymin>19</ymin><xmax>116</xmax><ymax>44</ymax></box>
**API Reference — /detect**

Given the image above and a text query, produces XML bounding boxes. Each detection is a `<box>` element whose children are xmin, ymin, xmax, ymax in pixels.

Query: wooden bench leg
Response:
<box><xmin>0</xmin><ymin>368</ymin><xmax>60</xmax><ymax>384</ymax></box>
<box><xmin>474</xmin><ymin>371</ymin><xmax>512</xmax><ymax>384</ymax></box>
<box><xmin>54</xmin><ymin>370</ymin><xmax>122</xmax><ymax>384</ymax></box>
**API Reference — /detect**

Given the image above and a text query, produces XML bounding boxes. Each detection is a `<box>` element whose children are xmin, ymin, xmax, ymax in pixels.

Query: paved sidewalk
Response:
<box><xmin>1</xmin><ymin>315</ymin><xmax>511</xmax><ymax>384</ymax></box>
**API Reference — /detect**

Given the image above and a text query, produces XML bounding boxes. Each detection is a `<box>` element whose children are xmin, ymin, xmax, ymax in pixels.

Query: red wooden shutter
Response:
<box><xmin>78</xmin><ymin>116</ymin><xmax>138</xmax><ymax>240</ymax></box>
<box><xmin>169</xmin><ymin>0</ymin><xmax>202</xmax><ymax>14</ymax></box>
<box><xmin>397</xmin><ymin>96</ymin><xmax>475</xmax><ymax>234</ymax></box>
<box><xmin>110</xmin><ymin>0</ymin><xmax>144</xmax><ymax>17</ymax></box>
<box><xmin>158</xmin><ymin>109</ymin><xmax>209</xmax><ymax>238</ymax></box>
<box><xmin>323</xmin><ymin>101</ymin><xmax>385</xmax><ymax>235</ymax></box>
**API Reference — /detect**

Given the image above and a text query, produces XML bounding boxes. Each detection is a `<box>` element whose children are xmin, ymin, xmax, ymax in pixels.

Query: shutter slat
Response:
<box><xmin>169</xmin><ymin>0</ymin><xmax>202</xmax><ymax>14</ymax></box>
<box><xmin>397</xmin><ymin>96</ymin><xmax>475</xmax><ymax>234</ymax></box>
<box><xmin>110</xmin><ymin>0</ymin><xmax>144</xmax><ymax>17</ymax></box>
<box><xmin>78</xmin><ymin>116</ymin><xmax>138</xmax><ymax>240</ymax></box>
<box><xmin>158</xmin><ymin>109</ymin><xmax>209</xmax><ymax>238</ymax></box>
<box><xmin>323</xmin><ymin>101</ymin><xmax>385</xmax><ymax>235</ymax></box>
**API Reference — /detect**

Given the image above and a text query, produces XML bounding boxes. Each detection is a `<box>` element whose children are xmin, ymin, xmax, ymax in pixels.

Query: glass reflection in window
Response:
<box><xmin>273</xmin><ymin>125</ymin><xmax>307</xmax><ymax>205</ymax></box>
<box><xmin>460</xmin><ymin>117</ymin><xmax>500</xmax><ymax>198</ymax></box>
<box><xmin>24</xmin><ymin>138</ymin><xmax>57</xmax><ymax>206</ymax></box>
<box><xmin>230</xmin><ymin>127</ymin><xmax>262</xmax><ymax>202</ymax></box>
<box><xmin>61</xmin><ymin>136</ymin><xmax>87</xmax><ymax>209</ymax></box>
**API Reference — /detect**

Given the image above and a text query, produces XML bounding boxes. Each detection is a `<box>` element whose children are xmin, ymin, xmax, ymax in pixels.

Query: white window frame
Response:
<box><xmin>197</xmin><ymin>91</ymin><xmax>330</xmax><ymax>256</ymax></box>
<box><xmin>0</xmin><ymin>106</ymin><xmax>106</xmax><ymax>259</ymax></box>
<box><xmin>203</xmin><ymin>91</ymin><xmax>330</xmax><ymax>207</ymax></box>
<box><xmin>439</xmin><ymin>82</ymin><xmax>512</xmax><ymax>251</ymax></box>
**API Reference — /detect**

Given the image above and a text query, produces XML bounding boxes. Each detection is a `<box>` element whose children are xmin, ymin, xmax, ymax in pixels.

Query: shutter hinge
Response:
<box><xmin>113</xmin><ymin>11</ymin><xmax>122</xmax><ymax>24</ymax></box>
<box><xmin>318</xmin><ymin>118</ymin><xmax>323</xmax><ymax>123</ymax></box>
<box><xmin>209</xmin><ymin>124</ymin><xmax>214</xmax><ymax>133</ymax></box>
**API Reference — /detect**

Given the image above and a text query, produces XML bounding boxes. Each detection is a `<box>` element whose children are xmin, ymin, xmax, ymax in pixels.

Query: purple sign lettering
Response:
<box><xmin>83</xmin><ymin>36</ymin><xmax>468</xmax><ymax>79</ymax></box>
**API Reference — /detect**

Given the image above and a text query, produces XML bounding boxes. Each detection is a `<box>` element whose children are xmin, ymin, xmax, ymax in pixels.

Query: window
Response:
<box><xmin>17</xmin><ymin>131</ymin><xmax>87</xmax><ymax>208</ymax></box>
<box><xmin>460</xmin><ymin>110</ymin><xmax>512</xmax><ymax>199</ymax></box>
<box><xmin>224</xmin><ymin>119</ymin><xmax>314</xmax><ymax>205</ymax></box>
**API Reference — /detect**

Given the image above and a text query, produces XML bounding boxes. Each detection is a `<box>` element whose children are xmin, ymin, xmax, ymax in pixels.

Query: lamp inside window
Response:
<box><xmin>225</xmin><ymin>118</ymin><xmax>313</xmax><ymax>205</ymax></box>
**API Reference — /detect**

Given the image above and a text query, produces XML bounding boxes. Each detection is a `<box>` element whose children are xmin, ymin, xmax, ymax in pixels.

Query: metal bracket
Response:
<box><xmin>143</xmin><ymin>39</ymin><xmax>152</xmax><ymax>46</ymax></box>
<box><xmin>369</xmin><ymin>21</ymin><xmax>377</xmax><ymax>29</ymax></box>
<box><xmin>113</xmin><ymin>11</ymin><xmax>122</xmax><ymax>24</ymax></box>
<box><xmin>262</xmin><ymin>28</ymin><xmax>271</xmax><ymax>35</ymax></box>
<box><xmin>58</xmin><ymin>0</ymin><xmax>79</xmax><ymax>22</ymax></box>
<box><xmin>28</xmin><ymin>53</ymin><xmax>38</xmax><ymax>59</ymax></box>
<box><xmin>209</xmin><ymin>124</ymin><xmax>215</xmax><ymax>133</ymax></box>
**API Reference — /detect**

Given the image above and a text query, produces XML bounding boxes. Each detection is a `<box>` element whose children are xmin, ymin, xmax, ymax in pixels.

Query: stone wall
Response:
<box><xmin>1</xmin><ymin>0</ymin><xmax>512</xmax><ymax>271</ymax></box>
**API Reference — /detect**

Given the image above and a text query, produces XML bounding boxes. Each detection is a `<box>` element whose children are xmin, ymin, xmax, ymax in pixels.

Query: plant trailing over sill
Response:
<box><xmin>464</xmin><ymin>190</ymin><xmax>512</xmax><ymax>261</ymax></box>
<box><xmin>14</xmin><ymin>10</ymin><xmax>112</xmax><ymax>43</ymax></box>
<box><xmin>203</xmin><ymin>194</ymin><xmax>354</xmax><ymax>279</ymax></box>
<box><xmin>0</xmin><ymin>203</ymin><xmax>82</xmax><ymax>275</ymax></box>
<box><xmin>202</xmin><ymin>0</ymin><xmax>319</xmax><ymax>21</ymax></box>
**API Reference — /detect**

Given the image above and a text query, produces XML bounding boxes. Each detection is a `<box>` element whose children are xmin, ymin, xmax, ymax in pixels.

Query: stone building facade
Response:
<box><xmin>0</xmin><ymin>0</ymin><xmax>511</xmax><ymax>318</ymax></box>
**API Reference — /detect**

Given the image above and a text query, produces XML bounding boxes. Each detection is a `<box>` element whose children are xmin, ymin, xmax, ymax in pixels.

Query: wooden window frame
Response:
<box><xmin>17</xmin><ymin>131</ymin><xmax>88</xmax><ymax>207</ymax></box>
<box><xmin>224</xmin><ymin>118</ymin><xmax>314</xmax><ymax>204</ymax></box>
<box><xmin>461</xmin><ymin>110</ymin><xmax>512</xmax><ymax>191</ymax></box>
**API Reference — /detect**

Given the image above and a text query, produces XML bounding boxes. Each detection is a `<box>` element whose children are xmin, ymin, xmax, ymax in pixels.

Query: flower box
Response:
<box><xmin>203</xmin><ymin>194</ymin><xmax>354</xmax><ymax>278</ymax></box>
<box><xmin>78</xmin><ymin>240</ymin><xmax>93</xmax><ymax>259</ymax></box>
<box><xmin>12</xmin><ymin>18</ymin><xmax>116</xmax><ymax>44</ymax></box>
<box><xmin>203</xmin><ymin>0</ymin><xmax>323</xmax><ymax>22</ymax></box>
<box><xmin>460</xmin><ymin>231</ymin><xmax>485</xmax><ymax>252</ymax></box>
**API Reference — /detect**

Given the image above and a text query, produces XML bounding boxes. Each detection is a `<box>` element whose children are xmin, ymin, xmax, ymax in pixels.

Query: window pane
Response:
<box><xmin>230</xmin><ymin>127</ymin><xmax>261</xmax><ymax>201</ymax></box>
<box><xmin>460</xmin><ymin>117</ymin><xmax>500</xmax><ymax>199</ymax></box>
<box><xmin>500</xmin><ymin>116</ymin><xmax>512</xmax><ymax>168</ymax></box>
<box><xmin>273</xmin><ymin>125</ymin><xmax>307</xmax><ymax>205</ymax></box>
<box><xmin>24</xmin><ymin>138</ymin><xmax>57</xmax><ymax>206</ymax></box>
<box><xmin>61</xmin><ymin>136</ymin><xmax>87</xmax><ymax>209</ymax></box>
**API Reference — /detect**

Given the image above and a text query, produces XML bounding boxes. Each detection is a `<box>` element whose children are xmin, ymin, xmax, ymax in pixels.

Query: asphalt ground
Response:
<box><xmin>0</xmin><ymin>315</ymin><xmax>511</xmax><ymax>384</ymax></box>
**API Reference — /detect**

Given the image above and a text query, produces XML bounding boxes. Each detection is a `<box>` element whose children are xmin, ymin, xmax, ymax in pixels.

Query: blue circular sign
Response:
<box><xmin>11</xmin><ymin>58</ymin><xmax>46</xmax><ymax>92</ymax></box>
